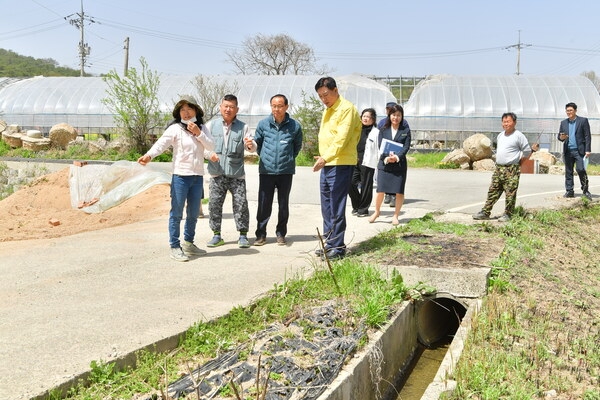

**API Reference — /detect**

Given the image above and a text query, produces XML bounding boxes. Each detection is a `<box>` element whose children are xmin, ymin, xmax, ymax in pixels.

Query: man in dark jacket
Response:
<box><xmin>245</xmin><ymin>94</ymin><xmax>303</xmax><ymax>246</ymax></box>
<box><xmin>558</xmin><ymin>102</ymin><xmax>592</xmax><ymax>200</ymax></box>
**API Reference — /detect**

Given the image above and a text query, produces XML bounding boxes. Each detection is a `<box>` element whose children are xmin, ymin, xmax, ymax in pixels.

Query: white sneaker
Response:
<box><xmin>170</xmin><ymin>247</ymin><xmax>190</xmax><ymax>262</ymax></box>
<box><xmin>182</xmin><ymin>241</ymin><xmax>207</xmax><ymax>256</ymax></box>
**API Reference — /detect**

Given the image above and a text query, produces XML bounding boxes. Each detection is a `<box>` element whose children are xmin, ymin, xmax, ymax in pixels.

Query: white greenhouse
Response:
<box><xmin>0</xmin><ymin>74</ymin><xmax>396</xmax><ymax>135</ymax></box>
<box><xmin>403</xmin><ymin>74</ymin><xmax>600</xmax><ymax>152</ymax></box>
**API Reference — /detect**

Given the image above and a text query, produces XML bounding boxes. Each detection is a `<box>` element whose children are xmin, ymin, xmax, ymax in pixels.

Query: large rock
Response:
<box><xmin>472</xmin><ymin>158</ymin><xmax>496</xmax><ymax>171</ymax></box>
<box><xmin>441</xmin><ymin>149</ymin><xmax>471</xmax><ymax>167</ymax></box>
<box><xmin>1</xmin><ymin>131</ymin><xmax>24</xmax><ymax>148</ymax></box>
<box><xmin>463</xmin><ymin>134</ymin><xmax>492</xmax><ymax>161</ymax></box>
<box><xmin>531</xmin><ymin>150</ymin><xmax>557</xmax><ymax>168</ymax></box>
<box><xmin>49</xmin><ymin>123</ymin><xmax>77</xmax><ymax>149</ymax></box>
<box><xmin>21</xmin><ymin>136</ymin><xmax>51</xmax><ymax>151</ymax></box>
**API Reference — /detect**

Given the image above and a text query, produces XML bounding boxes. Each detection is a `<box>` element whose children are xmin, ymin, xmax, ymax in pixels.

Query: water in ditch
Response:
<box><xmin>392</xmin><ymin>336</ymin><xmax>452</xmax><ymax>400</ymax></box>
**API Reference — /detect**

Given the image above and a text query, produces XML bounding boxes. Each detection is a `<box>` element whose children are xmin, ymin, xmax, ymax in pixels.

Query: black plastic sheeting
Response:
<box><xmin>163</xmin><ymin>303</ymin><xmax>366</xmax><ymax>400</ymax></box>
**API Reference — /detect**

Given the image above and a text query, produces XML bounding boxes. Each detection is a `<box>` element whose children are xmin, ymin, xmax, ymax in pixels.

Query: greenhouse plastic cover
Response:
<box><xmin>69</xmin><ymin>160</ymin><xmax>170</xmax><ymax>214</ymax></box>
<box><xmin>403</xmin><ymin>74</ymin><xmax>600</xmax><ymax>134</ymax></box>
<box><xmin>0</xmin><ymin>74</ymin><xmax>396</xmax><ymax>132</ymax></box>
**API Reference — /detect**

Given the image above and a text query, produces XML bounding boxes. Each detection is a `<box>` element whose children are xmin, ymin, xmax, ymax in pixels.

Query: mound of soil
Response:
<box><xmin>0</xmin><ymin>167</ymin><xmax>170</xmax><ymax>242</ymax></box>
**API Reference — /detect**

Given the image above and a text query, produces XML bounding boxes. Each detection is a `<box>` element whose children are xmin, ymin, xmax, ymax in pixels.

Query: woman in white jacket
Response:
<box><xmin>138</xmin><ymin>96</ymin><xmax>214</xmax><ymax>262</ymax></box>
<box><xmin>348</xmin><ymin>108</ymin><xmax>379</xmax><ymax>217</ymax></box>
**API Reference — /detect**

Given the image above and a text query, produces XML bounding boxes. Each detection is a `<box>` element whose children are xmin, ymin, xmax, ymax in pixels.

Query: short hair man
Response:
<box><xmin>205</xmin><ymin>94</ymin><xmax>252</xmax><ymax>248</ymax></box>
<box><xmin>245</xmin><ymin>94</ymin><xmax>303</xmax><ymax>246</ymax></box>
<box><xmin>473</xmin><ymin>112</ymin><xmax>539</xmax><ymax>222</ymax></box>
<box><xmin>558</xmin><ymin>102</ymin><xmax>592</xmax><ymax>200</ymax></box>
<box><xmin>312</xmin><ymin>77</ymin><xmax>362</xmax><ymax>260</ymax></box>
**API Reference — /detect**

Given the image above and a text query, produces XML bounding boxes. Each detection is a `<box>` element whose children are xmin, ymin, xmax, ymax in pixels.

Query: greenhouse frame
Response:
<box><xmin>1</xmin><ymin>73</ymin><xmax>599</xmax><ymax>153</ymax></box>
<box><xmin>0</xmin><ymin>74</ymin><xmax>396</xmax><ymax>135</ymax></box>
<box><xmin>403</xmin><ymin>74</ymin><xmax>600</xmax><ymax>152</ymax></box>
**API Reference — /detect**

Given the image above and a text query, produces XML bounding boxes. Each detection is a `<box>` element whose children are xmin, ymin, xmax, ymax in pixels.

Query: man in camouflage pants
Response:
<box><xmin>205</xmin><ymin>94</ymin><xmax>252</xmax><ymax>248</ymax></box>
<box><xmin>473</xmin><ymin>112</ymin><xmax>539</xmax><ymax>222</ymax></box>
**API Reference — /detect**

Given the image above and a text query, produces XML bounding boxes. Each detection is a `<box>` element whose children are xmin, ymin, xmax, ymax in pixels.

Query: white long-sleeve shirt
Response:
<box><xmin>145</xmin><ymin>123</ymin><xmax>214</xmax><ymax>176</ymax></box>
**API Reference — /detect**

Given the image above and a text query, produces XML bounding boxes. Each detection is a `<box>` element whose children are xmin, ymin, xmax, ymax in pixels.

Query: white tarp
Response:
<box><xmin>69</xmin><ymin>160</ymin><xmax>171</xmax><ymax>214</ymax></box>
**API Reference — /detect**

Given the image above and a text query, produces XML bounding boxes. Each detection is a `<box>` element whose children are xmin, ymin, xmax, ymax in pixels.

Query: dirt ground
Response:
<box><xmin>0</xmin><ymin>167</ymin><xmax>171</xmax><ymax>242</ymax></box>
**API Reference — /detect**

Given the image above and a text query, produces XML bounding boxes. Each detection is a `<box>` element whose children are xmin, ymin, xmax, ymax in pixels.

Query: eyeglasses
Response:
<box><xmin>271</xmin><ymin>105</ymin><xmax>287</xmax><ymax>109</ymax></box>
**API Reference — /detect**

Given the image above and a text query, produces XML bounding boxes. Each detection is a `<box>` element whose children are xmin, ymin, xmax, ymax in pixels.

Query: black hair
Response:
<box><xmin>565</xmin><ymin>102</ymin><xmax>577</xmax><ymax>110</ymax></box>
<box><xmin>314</xmin><ymin>77</ymin><xmax>337</xmax><ymax>92</ymax></box>
<box><xmin>383</xmin><ymin>104</ymin><xmax>404</xmax><ymax>130</ymax></box>
<box><xmin>270</xmin><ymin>94</ymin><xmax>289</xmax><ymax>105</ymax></box>
<box><xmin>361</xmin><ymin>108</ymin><xmax>377</xmax><ymax>121</ymax></box>
<box><xmin>501</xmin><ymin>112</ymin><xmax>517</xmax><ymax>122</ymax></box>
<box><xmin>222</xmin><ymin>94</ymin><xmax>238</xmax><ymax>105</ymax></box>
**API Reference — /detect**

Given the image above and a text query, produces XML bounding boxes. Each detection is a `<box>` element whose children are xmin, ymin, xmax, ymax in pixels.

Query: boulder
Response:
<box><xmin>2</xmin><ymin>131</ymin><xmax>24</xmax><ymax>148</ymax></box>
<box><xmin>531</xmin><ymin>150</ymin><xmax>557</xmax><ymax>168</ymax></box>
<box><xmin>21</xmin><ymin>136</ymin><xmax>51</xmax><ymax>151</ymax></box>
<box><xmin>7</xmin><ymin>124</ymin><xmax>20</xmax><ymax>134</ymax></box>
<box><xmin>463</xmin><ymin>134</ymin><xmax>492</xmax><ymax>161</ymax></box>
<box><xmin>49</xmin><ymin>123</ymin><xmax>77</xmax><ymax>149</ymax></box>
<box><xmin>0</xmin><ymin>119</ymin><xmax>7</xmax><ymax>133</ymax></box>
<box><xmin>472</xmin><ymin>158</ymin><xmax>496</xmax><ymax>171</ymax></box>
<box><xmin>441</xmin><ymin>149</ymin><xmax>470</xmax><ymax>167</ymax></box>
<box><xmin>26</xmin><ymin>130</ymin><xmax>43</xmax><ymax>138</ymax></box>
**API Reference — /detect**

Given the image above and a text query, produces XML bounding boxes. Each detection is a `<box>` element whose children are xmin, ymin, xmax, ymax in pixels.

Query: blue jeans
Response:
<box><xmin>320</xmin><ymin>165</ymin><xmax>353</xmax><ymax>254</ymax></box>
<box><xmin>169</xmin><ymin>174</ymin><xmax>203</xmax><ymax>248</ymax></box>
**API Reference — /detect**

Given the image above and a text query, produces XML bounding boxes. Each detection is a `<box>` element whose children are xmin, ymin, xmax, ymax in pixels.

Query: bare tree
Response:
<box><xmin>581</xmin><ymin>71</ymin><xmax>600</xmax><ymax>91</ymax></box>
<box><xmin>191</xmin><ymin>75</ymin><xmax>240</xmax><ymax>121</ymax></box>
<box><xmin>226</xmin><ymin>33</ymin><xmax>330</xmax><ymax>75</ymax></box>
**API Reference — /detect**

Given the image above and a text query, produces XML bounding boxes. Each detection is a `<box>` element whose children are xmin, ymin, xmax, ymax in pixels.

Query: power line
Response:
<box><xmin>504</xmin><ymin>30</ymin><xmax>531</xmax><ymax>75</ymax></box>
<box><xmin>64</xmin><ymin>0</ymin><xmax>95</xmax><ymax>76</ymax></box>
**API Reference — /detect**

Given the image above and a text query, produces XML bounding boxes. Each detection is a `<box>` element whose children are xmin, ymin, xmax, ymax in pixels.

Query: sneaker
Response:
<box><xmin>182</xmin><ymin>240</ymin><xmax>206</xmax><ymax>256</ymax></box>
<box><xmin>563</xmin><ymin>191</ymin><xmax>575</xmax><ymax>198</ymax></box>
<box><xmin>238</xmin><ymin>235</ymin><xmax>250</xmax><ymax>248</ymax></box>
<box><xmin>472</xmin><ymin>211</ymin><xmax>490</xmax><ymax>220</ymax></box>
<box><xmin>384</xmin><ymin>194</ymin><xmax>391</xmax><ymax>204</ymax></box>
<box><xmin>170</xmin><ymin>247</ymin><xmax>189</xmax><ymax>262</ymax></box>
<box><xmin>351</xmin><ymin>209</ymin><xmax>358</xmax><ymax>215</ymax></box>
<box><xmin>357</xmin><ymin>211</ymin><xmax>369</xmax><ymax>217</ymax></box>
<box><xmin>207</xmin><ymin>235</ymin><xmax>224</xmax><ymax>247</ymax></box>
<box><xmin>389</xmin><ymin>198</ymin><xmax>396</xmax><ymax>208</ymax></box>
<box><xmin>254</xmin><ymin>237</ymin><xmax>267</xmax><ymax>246</ymax></box>
<box><xmin>276</xmin><ymin>235</ymin><xmax>287</xmax><ymax>246</ymax></box>
<box><xmin>498</xmin><ymin>214</ymin><xmax>511</xmax><ymax>223</ymax></box>
<box><xmin>583</xmin><ymin>191</ymin><xmax>592</xmax><ymax>200</ymax></box>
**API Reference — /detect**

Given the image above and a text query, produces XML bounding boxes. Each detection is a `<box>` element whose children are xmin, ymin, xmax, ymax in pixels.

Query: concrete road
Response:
<box><xmin>1</xmin><ymin>161</ymin><xmax>598</xmax><ymax>399</ymax></box>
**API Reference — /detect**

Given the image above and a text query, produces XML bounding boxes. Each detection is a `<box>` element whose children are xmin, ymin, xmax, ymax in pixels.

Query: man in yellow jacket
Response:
<box><xmin>313</xmin><ymin>77</ymin><xmax>362</xmax><ymax>260</ymax></box>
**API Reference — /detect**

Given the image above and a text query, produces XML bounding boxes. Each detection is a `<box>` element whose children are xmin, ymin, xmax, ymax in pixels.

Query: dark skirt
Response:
<box><xmin>376</xmin><ymin>161</ymin><xmax>407</xmax><ymax>194</ymax></box>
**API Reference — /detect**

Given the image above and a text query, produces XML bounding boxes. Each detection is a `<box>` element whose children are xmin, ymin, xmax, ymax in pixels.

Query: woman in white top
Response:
<box><xmin>138</xmin><ymin>96</ymin><xmax>214</xmax><ymax>262</ymax></box>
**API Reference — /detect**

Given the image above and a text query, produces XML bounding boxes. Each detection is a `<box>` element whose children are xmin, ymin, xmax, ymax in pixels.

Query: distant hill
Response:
<box><xmin>0</xmin><ymin>48</ymin><xmax>81</xmax><ymax>77</ymax></box>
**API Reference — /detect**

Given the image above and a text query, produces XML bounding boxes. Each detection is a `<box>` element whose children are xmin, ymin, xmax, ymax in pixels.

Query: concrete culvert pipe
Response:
<box><xmin>417</xmin><ymin>293</ymin><xmax>467</xmax><ymax>347</ymax></box>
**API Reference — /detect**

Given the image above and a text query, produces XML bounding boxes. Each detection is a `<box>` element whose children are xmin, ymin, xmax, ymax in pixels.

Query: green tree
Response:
<box><xmin>291</xmin><ymin>91</ymin><xmax>323</xmax><ymax>158</ymax></box>
<box><xmin>101</xmin><ymin>58</ymin><xmax>167</xmax><ymax>154</ymax></box>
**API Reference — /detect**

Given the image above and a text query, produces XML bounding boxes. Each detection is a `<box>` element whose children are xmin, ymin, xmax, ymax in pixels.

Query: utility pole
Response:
<box><xmin>65</xmin><ymin>0</ymin><xmax>95</xmax><ymax>76</ymax></box>
<box><xmin>505</xmin><ymin>30</ymin><xmax>531</xmax><ymax>75</ymax></box>
<box><xmin>123</xmin><ymin>37</ymin><xmax>130</xmax><ymax>76</ymax></box>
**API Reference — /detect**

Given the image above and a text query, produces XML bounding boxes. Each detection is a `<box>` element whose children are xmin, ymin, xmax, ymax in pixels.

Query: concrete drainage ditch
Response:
<box><xmin>318</xmin><ymin>265</ymin><xmax>489</xmax><ymax>400</ymax></box>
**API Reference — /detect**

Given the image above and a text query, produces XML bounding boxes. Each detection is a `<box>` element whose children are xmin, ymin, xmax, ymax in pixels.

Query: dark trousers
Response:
<box><xmin>564</xmin><ymin>149</ymin><xmax>589</xmax><ymax>192</ymax></box>
<box><xmin>348</xmin><ymin>164</ymin><xmax>374</xmax><ymax>213</ymax></box>
<box><xmin>255</xmin><ymin>174</ymin><xmax>293</xmax><ymax>239</ymax></box>
<box><xmin>320</xmin><ymin>165</ymin><xmax>353</xmax><ymax>254</ymax></box>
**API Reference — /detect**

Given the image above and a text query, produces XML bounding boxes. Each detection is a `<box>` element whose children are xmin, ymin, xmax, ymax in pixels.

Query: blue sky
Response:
<box><xmin>1</xmin><ymin>0</ymin><xmax>600</xmax><ymax>78</ymax></box>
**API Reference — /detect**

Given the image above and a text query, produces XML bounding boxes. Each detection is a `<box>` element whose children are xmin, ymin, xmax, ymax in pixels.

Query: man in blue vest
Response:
<box><xmin>205</xmin><ymin>94</ymin><xmax>252</xmax><ymax>248</ymax></box>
